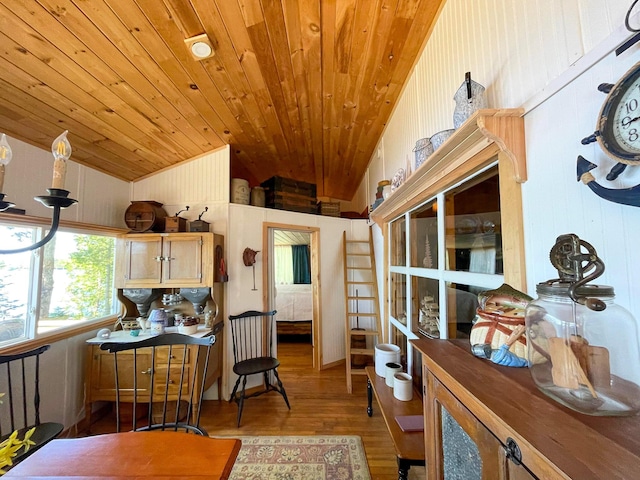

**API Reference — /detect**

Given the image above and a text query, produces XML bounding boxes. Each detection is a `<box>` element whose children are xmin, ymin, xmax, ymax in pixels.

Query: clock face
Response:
<box><xmin>598</xmin><ymin>62</ymin><xmax>640</xmax><ymax>164</ymax></box>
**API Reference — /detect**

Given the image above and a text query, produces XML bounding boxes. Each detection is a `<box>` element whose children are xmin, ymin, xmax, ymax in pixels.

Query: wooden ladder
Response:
<box><xmin>343</xmin><ymin>230</ymin><xmax>382</xmax><ymax>394</ymax></box>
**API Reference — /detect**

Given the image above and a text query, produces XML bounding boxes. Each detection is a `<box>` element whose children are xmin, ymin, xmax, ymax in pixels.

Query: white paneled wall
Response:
<box><xmin>1</xmin><ymin>135</ymin><xmax>129</xmax><ymax>227</ymax></box>
<box><xmin>360</xmin><ymin>0</ymin><xmax>640</xmax><ymax>322</ymax></box>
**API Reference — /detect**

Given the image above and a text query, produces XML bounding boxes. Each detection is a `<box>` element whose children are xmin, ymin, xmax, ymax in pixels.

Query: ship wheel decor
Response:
<box><xmin>578</xmin><ymin>61</ymin><xmax>640</xmax><ymax>207</ymax></box>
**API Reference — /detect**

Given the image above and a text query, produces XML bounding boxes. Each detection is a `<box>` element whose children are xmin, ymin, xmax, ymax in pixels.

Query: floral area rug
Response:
<box><xmin>226</xmin><ymin>435</ymin><xmax>371</xmax><ymax>480</ymax></box>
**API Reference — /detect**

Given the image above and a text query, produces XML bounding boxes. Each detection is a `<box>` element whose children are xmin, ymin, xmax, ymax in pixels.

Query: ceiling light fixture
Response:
<box><xmin>184</xmin><ymin>34</ymin><xmax>215</xmax><ymax>61</ymax></box>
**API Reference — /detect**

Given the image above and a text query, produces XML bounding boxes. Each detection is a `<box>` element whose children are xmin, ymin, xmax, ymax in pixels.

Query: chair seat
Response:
<box><xmin>233</xmin><ymin>356</ymin><xmax>280</xmax><ymax>376</ymax></box>
<box><xmin>1</xmin><ymin>422</ymin><xmax>64</xmax><ymax>465</ymax></box>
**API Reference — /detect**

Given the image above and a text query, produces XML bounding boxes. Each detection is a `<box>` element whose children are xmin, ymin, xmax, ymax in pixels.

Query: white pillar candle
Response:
<box><xmin>51</xmin><ymin>131</ymin><xmax>71</xmax><ymax>190</ymax></box>
<box><xmin>0</xmin><ymin>164</ymin><xmax>5</xmax><ymax>193</ymax></box>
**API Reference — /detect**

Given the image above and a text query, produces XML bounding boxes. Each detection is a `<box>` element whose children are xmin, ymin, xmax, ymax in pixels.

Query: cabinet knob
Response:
<box><xmin>505</xmin><ymin>437</ymin><xmax>522</xmax><ymax>465</ymax></box>
<box><xmin>164</xmin><ymin>257</ymin><xmax>175</xmax><ymax>262</ymax></box>
<box><xmin>141</xmin><ymin>368</ymin><xmax>152</xmax><ymax>375</ymax></box>
<box><xmin>154</xmin><ymin>256</ymin><xmax>163</xmax><ymax>262</ymax></box>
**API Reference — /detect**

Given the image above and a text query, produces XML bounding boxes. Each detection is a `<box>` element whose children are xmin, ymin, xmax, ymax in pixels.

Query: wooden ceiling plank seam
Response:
<box><xmin>320</xmin><ymin>0</ymin><xmax>336</xmax><ymax>195</ymax></box>
<box><xmin>188</xmin><ymin>0</ymin><xmax>279</xmax><ymax>157</ymax></box>
<box><xmin>0</xmin><ymin>105</ymin><xmax>142</xmax><ymax>179</ymax></box>
<box><xmin>109</xmin><ymin>0</ymin><xmax>247</xmax><ymax>147</ymax></box>
<box><xmin>161</xmin><ymin>0</ymin><xmax>203</xmax><ymax>37</ymax></box>
<box><xmin>281</xmin><ymin>0</ymin><xmax>315</xmax><ymax>174</ymax></box>
<box><xmin>239</xmin><ymin>0</ymin><xmax>265</xmax><ymax>28</ymax></box>
<box><xmin>30</xmin><ymin>0</ymin><xmax>210</xmax><ymax>157</ymax></box>
<box><xmin>72</xmin><ymin>0</ymin><xmax>226</xmax><ymax>148</ymax></box>
<box><xmin>0</xmin><ymin>34</ymin><xmax>179</xmax><ymax>174</ymax></box>
<box><xmin>131</xmin><ymin>0</ymin><xmax>266</xmax><ymax>156</ymax></box>
<box><xmin>0</xmin><ymin>65</ymin><xmax>164</xmax><ymax>177</ymax></box>
<box><xmin>0</xmin><ymin>80</ymin><xmax>156</xmax><ymax>174</ymax></box>
<box><xmin>339</xmin><ymin>0</ymin><xmax>386</xmax><ymax>185</ymax></box>
<box><xmin>113</xmin><ymin>0</ymin><xmax>252</xmax><ymax>149</ymax></box>
<box><xmin>0</xmin><ymin>2</ymin><xmax>195</xmax><ymax>165</ymax></box>
<box><xmin>261</xmin><ymin>0</ymin><xmax>309</xmax><ymax>169</ymax></box>
<box><xmin>296</xmin><ymin>1</ymin><xmax>323</xmax><ymax>195</ymax></box>
<box><xmin>246</xmin><ymin>21</ymin><xmax>296</xmax><ymax>161</ymax></box>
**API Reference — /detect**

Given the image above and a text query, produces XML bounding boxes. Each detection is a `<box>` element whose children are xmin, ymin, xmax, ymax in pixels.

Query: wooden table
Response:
<box><xmin>4</xmin><ymin>431</ymin><xmax>241</xmax><ymax>479</ymax></box>
<box><xmin>365</xmin><ymin>366</ymin><xmax>425</xmax><ymax>480</ymax></box>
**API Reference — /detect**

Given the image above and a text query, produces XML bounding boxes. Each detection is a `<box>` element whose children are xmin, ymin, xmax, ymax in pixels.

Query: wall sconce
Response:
<box><xmin>0</xmin><ymin>131</ymin><xmax>78</xmax><ymax>255</ymax></box>
<box><xmin>185</xmin><ymin>33</ymin><xmax>215</xmax><ymax>61</ymax></box>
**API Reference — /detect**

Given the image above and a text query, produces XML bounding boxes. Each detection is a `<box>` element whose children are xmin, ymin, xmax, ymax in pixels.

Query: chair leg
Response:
<box><xmin>236</xmin><ymin>375</ymin><xmax>248</xmax><ymax>427</ymax></box>
<box><xmin>273</xmin><ymin>369</ymin><xmax>291</xmax><ymax>409</ymax></box>
<box><xmin>229</xmin><ymin>376</ymin><xmax>242</xmax><ymax>404</ymax></box>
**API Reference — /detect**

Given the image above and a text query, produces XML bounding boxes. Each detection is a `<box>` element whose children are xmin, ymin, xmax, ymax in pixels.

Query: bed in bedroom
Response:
<box><xmin>274</xmin><ymin>284</ymin><xmax>312</xmax><ymax>338</ymax></box>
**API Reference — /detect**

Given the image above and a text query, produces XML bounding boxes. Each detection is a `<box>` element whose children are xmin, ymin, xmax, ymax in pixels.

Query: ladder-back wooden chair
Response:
<box><xmin>0</xmin><ymin>345</ymin><xmax>63</xmax><ymax>467</ymax></box>
<box><xmin>100</xmin><ymin>333</ymin><xmax>216</xmax><ymax>435</ymax></box>
<box><xmin>228</xmin><ymin>310</ymin><xmax>290</xmax><ymax>427</ymax></box>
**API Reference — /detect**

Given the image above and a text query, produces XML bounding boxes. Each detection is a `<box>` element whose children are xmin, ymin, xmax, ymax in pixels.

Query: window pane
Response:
<box><xmin>390</xmin><ymin>323</ymin><xmax>407</xmax><ymax>369</ymax></box>
<box><xmin>446</xmin><ymin>282</ymin><xmax>481</xmax><ymax>339</ymax></box>
<box><xmin>444</xmin><ymin>166</ymin><xmax>502</xmax><ymax>274</ymax></box>
<box><xmin>390</xmin><ymin>216</ymin><xmax>406</xmax><ymax>266</ymax></box>
<box><xmin>38</xmin><ymin>231</ymin><xmax>117</xmax><ymax>333</ymax></box>
<box><xmin>410</xmin><ymin>200</ymin><xmax>438</xmax><ymax>268</ymax></box>
<box><xmin>0</xmin><ymin>225</ymin><xmax>35</xmax><ymax>343</ymax></box>
<box><xmin>390</xmin><ymin>272</ymin><xmax>406</xmax><ymax>325</ymax></box>
<box><xmin>413</xmin><ymin>277</ymin><xmax>440</xmax><ymax>338</ymax></box>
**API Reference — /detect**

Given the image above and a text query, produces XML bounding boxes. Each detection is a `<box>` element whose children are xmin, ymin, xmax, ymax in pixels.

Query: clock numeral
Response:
<box><xmin>625</xmin><ymin>98</ymin><xmax>639</xmax><ymax>114</ymax></box>
<box><xmin>622</xmin><ymin>116</ymin><xmax>633</xmax><ymax>128</ymax></box>
<box><xmin>628</xmin><ymin>128</ymin><xmax>639</xmax><ymax>142</ymax></box>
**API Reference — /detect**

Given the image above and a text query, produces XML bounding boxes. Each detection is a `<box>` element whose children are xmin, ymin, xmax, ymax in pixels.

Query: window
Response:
<box><xmin>0</xmin><ymin>221</ymin><xmax>118</xmax><ymax>346</ymax></box>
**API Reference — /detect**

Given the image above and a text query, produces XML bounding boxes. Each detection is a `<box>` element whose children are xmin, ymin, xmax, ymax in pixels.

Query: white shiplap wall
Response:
<box><xmin>359</xmin><ymin>0</ymin><xmax>640</xmax><ymax>321</ymax></box>
<box><xmin>1</xmin><ymin>135</ymin><xmax>129</xmax><ymax>227</ymax></box>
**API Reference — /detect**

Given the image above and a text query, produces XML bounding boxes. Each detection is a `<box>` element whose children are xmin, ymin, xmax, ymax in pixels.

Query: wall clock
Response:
<box><xmin>578</xmin><ymin>61</ymin><xmax>640</xmax><ymax>207</ymax></box>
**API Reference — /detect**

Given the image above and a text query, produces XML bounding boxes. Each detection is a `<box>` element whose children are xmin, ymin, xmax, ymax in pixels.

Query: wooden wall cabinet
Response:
<box><xmin>413</xmin><ymin>339</ymin><xmax>640</xmax><ymax>480</ymax></box>
<box><xmin>115</xmin><ymin>233</ymin><xmax>222</xmax><ymax>288</ymax></box>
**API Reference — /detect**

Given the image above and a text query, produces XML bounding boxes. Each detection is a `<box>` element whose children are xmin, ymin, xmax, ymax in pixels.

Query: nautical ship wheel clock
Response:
<box><xmin>578</xmin><ymin>61</ymin><xmax>640</xmax><ymax>207</ymax></box>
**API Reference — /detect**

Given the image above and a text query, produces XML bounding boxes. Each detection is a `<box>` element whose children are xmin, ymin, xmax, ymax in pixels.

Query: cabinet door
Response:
<box><xmin>89</xmin><ymin>346</ymin><xmax>153</xmax><ymax>402</ymax></box>
<box><xmin>161</xmin><ymin>234</ymin><xmax>204</xmax><ymax>286</ymax></box>
<box><xmin>425</xmin><ymin>370</ymin><xmax>538</xmax><ymax>480</ymax></box>
<box><xmin>123</xmin><ymin>236</ymin><xmax>163</xmax><ymax>286</ymax></box>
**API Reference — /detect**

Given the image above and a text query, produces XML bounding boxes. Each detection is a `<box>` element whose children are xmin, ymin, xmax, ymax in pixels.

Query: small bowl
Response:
<box><xmin>179</xmin><ymin>323</ymin><xmax>198</xmax><ymax>335</ymax></box>
<box><xmin>430</xmin><ymin>129</ymin><xmax>455</xmax><ymax>151</ymax></box>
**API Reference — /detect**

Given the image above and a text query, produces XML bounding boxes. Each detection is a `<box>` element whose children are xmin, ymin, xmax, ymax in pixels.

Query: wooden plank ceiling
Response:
<box><xmin>0</xmin><ymin>0</ymin><xmax>443</xmax><ymax>201</ymax></box>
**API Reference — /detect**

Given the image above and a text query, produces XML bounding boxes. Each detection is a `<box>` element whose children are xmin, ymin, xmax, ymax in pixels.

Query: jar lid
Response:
<box><xmin>536</xmin><ymin>281</ymin><xmax>614</xmax><ymax>297</ymax></box>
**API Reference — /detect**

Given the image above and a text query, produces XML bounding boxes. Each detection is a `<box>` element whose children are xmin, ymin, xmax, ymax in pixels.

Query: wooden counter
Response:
<box><xmin>412</xmin><ymin>338</ymin><xmax>640</xmax><ymax>479</ymax></box>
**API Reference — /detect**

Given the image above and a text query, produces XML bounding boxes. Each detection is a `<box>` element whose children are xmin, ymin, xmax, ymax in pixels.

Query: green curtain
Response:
<box><xmin>292</xmin><ymin>245</ymin><xmax>311</xmax><ymax>284</ymax></box>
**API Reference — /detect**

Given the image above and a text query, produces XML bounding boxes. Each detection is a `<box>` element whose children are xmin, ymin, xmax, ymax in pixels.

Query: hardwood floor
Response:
<box><xmin>82</xmin><ymin>340</ymin><xmax>425</xmax><ymax>480</ymax></box>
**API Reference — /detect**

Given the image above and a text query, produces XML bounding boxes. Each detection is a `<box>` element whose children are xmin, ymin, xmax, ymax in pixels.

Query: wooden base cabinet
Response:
<box><xmin>85</xmin><ymin>322</ymin><xmax>223</xmax><ymax>429</ymax></box>
<box><xmin>413</xmin><ymin>339</ymin><xmax>640</xmax><ymax>480</ymax></box>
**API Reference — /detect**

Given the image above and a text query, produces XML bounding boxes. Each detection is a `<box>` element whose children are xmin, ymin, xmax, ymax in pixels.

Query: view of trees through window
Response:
<box><xmin>0</xmin><ymin>224</ymin><xmax>117</xmax><ymax>344</ymax></box>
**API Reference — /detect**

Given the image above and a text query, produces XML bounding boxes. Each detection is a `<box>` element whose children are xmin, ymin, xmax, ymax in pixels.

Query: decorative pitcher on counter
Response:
<box><xmin>453</xmin><ymin>72</ymin><xmax>487</xmax><ymax>129</ymax></box>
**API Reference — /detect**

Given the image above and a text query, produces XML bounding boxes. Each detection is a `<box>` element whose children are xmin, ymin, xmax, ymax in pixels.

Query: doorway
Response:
<box><xmin>262</xmin><ymin>223</ymin><xmax>321</xmax><ymax>370</ymax></box>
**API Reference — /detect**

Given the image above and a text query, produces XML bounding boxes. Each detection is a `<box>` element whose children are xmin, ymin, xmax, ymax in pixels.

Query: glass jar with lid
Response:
<box><xmin>525</xmin><ymin>234</ymin><xmax>640</xmax><ymax>415</ymax></box>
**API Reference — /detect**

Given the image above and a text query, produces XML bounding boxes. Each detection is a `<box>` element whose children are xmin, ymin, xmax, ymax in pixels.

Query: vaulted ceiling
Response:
<box><xmin>0</xmin><ymin>0</ymin><xmax>444</xmax><ymax>201</ymax></box>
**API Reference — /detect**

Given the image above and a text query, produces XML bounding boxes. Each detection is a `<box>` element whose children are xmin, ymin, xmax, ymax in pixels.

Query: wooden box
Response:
<box><xmin>261</xmin><ymin>176</ymin><xmax>317</xmax><ymax>214</ymax></box>
<box><xmin>189</xmin><ymin>220</ymin><xmax>210</xmax><ymax>232</ymax></box>
<box><xmin>164</xmin><ymin>216</ymin><xmax>188</xmax><ymax>232</ymax></box>
<box><xmin>318</xmin><ymin>202</ymin><xmax>340</xmax><ymax>217</ymax></box>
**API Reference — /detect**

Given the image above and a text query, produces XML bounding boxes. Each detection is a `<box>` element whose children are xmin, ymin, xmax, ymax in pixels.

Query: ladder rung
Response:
<box><xmin>347</xmin><ymin>266</ymin><xmax>372</xmax><ymax>270</ymax></box>
<box><xmin>346</xmin><ymin>240</ymin><xmax>369</xmax><ymax>244</ymax></box>
<box><xmin>347</xmin><ymin>296</ymin><xmax>375</xmax><ymax>300</ymax></box>
<box><xmin>349</xmin><ymin>330</ymin><xmax>379</xmax><ymax>336</ymax></box>
<box><xmin>347</xmin><ymin>253</ymin><xmax>370</xmax><ymax>256</ymax></box>
<box><xmin>350</xmin><ymin>369</ymin><xmax>368</xmax><ymax>376</ymax></box>
<box><xmin>350</xmin><ymin>348</ymin><xmax>374</xmax><ymax>355</ymax></box>
<box><xmin>347</xmin><ymin>313</ymin><xmax>378</xmax><ymax>317</ymax></box>
<box><xmin>347</xmin><ymin>281</ymin><xmax>374</xmax><ymax>285</ymax></box>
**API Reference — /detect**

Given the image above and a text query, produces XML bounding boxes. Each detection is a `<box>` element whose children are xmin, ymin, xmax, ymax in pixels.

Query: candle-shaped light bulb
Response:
<box><xmin>0</xmin><ymin>133</ymin><xmax>12</xmax><ymax>193</ymax></box>
<box><xmin>51</xmin><ymin>130</ymin><xmax>71</xmax><ymax>190</ymax></box>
